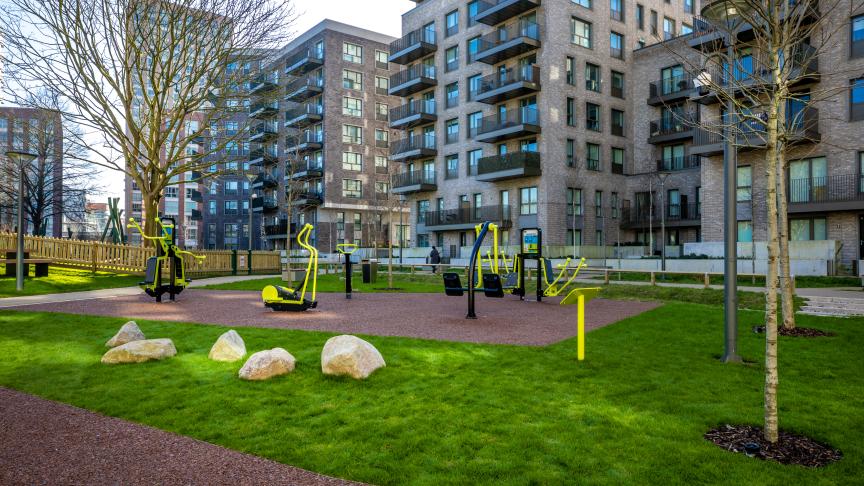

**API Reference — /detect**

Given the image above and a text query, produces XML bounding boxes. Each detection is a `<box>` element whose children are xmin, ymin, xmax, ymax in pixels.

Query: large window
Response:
<box><xmin>586</xmin><ymin>103</ymin><xmax>600</xmax><ymax>131</ymax></box>
<box><xmin>468</xmin><ymin>149</ymin><xmax>482</xmax><ymax>176</ymax></box>
<box><xmin>610</xmin><ymin>32</ymin><xmax>624</xmax><ymax>59</ymax></box>
<box><xmin>343</xmin><ymin>97</ymin><xmax>362</xmax><ymax>117</ymax></box>
<box><xmin>446</xmin><ymin>154</ymin><xmax>459</xmax><ymax>179</ymax></box>
<box><xmin>636</xmin><ymin>4</ymin><xmax>644</xmax><ymax>30</ymax></box>
<box><xmin>467</xmin><ymin>111</ymin><xmax>482</xmax><ymax>138</ymax></box>
<box><xmin>343</xmin><ymin>69</ymin><xmax>362</xmax><ymax>90</ymax></box>
<box><xmin>567</xmin><ymin>188</ymin><xmax>583</xmax><ymax>215</ymax></box>
<box><xmin>586</xmin><ymin>143</ymin><xmax>601</xmax><ymax>171</ymax></box>
<box><xmin>446</xmin><ymin>82</ymin><xmax>459</xmax><ymax>108</ymax></box>
<box><xmin>572</xmin><ymin>0</ymin><xmax>591</xmax><ymax>8</ymax></box>
<box><xmin>791</xmin><ymin>218</ymin><xmax>827</xmax><ymax>241</ymax></box>
<box><xmin>611</xmin><ymin>109</ymin><xmax>624</xmax><ymax>136</ymax></box>
<box><xmin>520</xmin><ymin>187</ymin><xmax>538</xmax><ymax>215</ymax></box>
<box><xmin>610</xmin><ymin>0</ymin><xmax>624</xmax><ymax>21</ymax></box>
<box><xmin>446</xmin><ymin>118</ymin><xmax>459</xmax><ymax>144</ymax></box>
<box><xmin>585</xmin><ymin>63</ymin><xmax>600</xmax><ymax>92</ymax></box>
<box><xmin>852</xmin><ymin>14</ymin><xmax>863</xmax><ymax>59</ymax></box>
<box><xmin>611</xmin><ymin>71</ymin><xmax>625</xmax><ymax>98</ymax></box>
<box><xmin>684</xmin><ymin>0</ymin><xmax>693</xmax><ymax>14</ymax></box>
<box><xmin>566</xmin><ymin>57</ymin><xmax>575</xmax><ymax>85</ymax></box>
<box><xmin>467</xmin><ymin>36</ymin><xmax>481</xmax><ymax>63</ymax></box>
<box><xmin>342</xmin><ymin>152</ymin><xmax>362</xmax><ymax>171</ymax></box>
<box><xmin>342</xmin><ymin>124</ymin><xmax>362</xmax><ymax>144</ymax></box>
<box><xmin>571</xmin><ymin>18</ymin><xmax>592</xmax><ymax>48</ymax></box>
<box><xmin>852</xmin><ymin>77</ymin><xmax>864</xmax><ymax>122</ymax></box>
<box><xmin>446</xmin><ymin>10</ymin><xmax>459</xmax><ymax>37</ymax></box>
<box><xmin>468</xmin><ymin>74</ymin><xmax>482</xmax><ymax>101</ymax></box>
<box><xmin>736</xmin><ymin>166</ymin><xmax>752</xmax><ymax>201</ymax></box>
<box><xmin>375</xmin><ymin>76</ymin><xmax>389</xmax><ymax>94</ymax></box>
<box><xmin>343</xmin><ymin>42</ymin><xmax>362</xmax><ymax>63</ymax></box>
<box><xmin>446</xmin><ymin>46</ymin><xmax>459</xmax><ymax>72</ymax></box>
<box><xmin>375</xmin><ymin>129</ymin><xmax>389</xmax><ymax>148</ymax></box>
<box><xmin>611</xmin><ymin>147</ymin><xmax>624</xmax><ymax>174</ymax></box>
<box><xmin>789</xmin><ymin>157</ymin><xmax>827</xmax><ymax>203</ymax></box>
<box><xmin>375</xmin><ymin>50</ymin><xmax>388</xmax><ymax>69</ymax></box>
<box><xmin>663</xmin><ymin>17</ymin><xmax>676</xmax><ymax>40</ymax></box>
<box><xmin>594</xmin><ymin>191</ymin><xmax>603</xmax><ymax>218</ymax></box>
<box><xmin>738</xmin><ymin>221</ymin><xmax>753</xmax><ymax>242</ymax></box>
<box><xmin>566</xmin><ymin>97</ymin><xmax>575</xmax><ymax>126</ymax></box>
<box><xmin>468</xmin><ymin>0</ymin><xmax>479</xmax><ymax>26</ymax></box>
<box><xmin>224</xmin><ymin>200</ymin><xmax>239</xmax><ymax>216</ymax></box>
<box><xmin>566</xmin><ymin>138</ymin><xmax>575</xmax><ymax>167</ymax></box>
<box><xmin>342</xmin><ymin>179</ymin><xmax>362</xmax><ymax>198</ymax></box>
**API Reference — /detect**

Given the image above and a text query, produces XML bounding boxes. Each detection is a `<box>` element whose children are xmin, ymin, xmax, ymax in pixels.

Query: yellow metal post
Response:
<box><xmin>577</xmin><ymin>294</ymin><xmax>585</xmax><ymax>361</ymax></box>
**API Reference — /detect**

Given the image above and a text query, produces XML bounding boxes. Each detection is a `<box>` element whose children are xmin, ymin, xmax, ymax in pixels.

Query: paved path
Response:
<box><xmin>2</xmin><ymin>290</ymin><xmax>659</xmax><ymax>346</ymax></box>
<box><xmin>0</xmin><ymin>387</ymin><xmax>361</xmax><ymax>486</ymax></box>
<box><xmin>0</xmin><ymin>274</ymin><xmax>277</xmax><ymax>309</ymax></box>
<box><xmin>575</xmin><ymin>277</ymin><xmax>864</xmax><ymax>299</ymax></box>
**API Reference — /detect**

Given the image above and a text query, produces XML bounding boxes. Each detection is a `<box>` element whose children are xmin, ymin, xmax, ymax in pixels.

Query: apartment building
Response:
<box><xmin>389</xmin><ymin>0</ymin><xmax>696</xmax><ymax>255</ymax></box>
<box><xmin>0</xmin><ymin>106</ymin><xmax>64</xmax><ymax>237</ymax></box>
<box><xmin>249</xmin><ymin>20</ymin><xmax>401</xmax><ymax>251</ymax></box>
<box><xmin>626</xmin><ymin>1</ymin><xmax>864</xmax><ymax>269</ymax></box>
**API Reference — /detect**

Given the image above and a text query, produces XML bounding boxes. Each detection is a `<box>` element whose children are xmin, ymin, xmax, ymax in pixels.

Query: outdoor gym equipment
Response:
<box><xmin>127</xmin><ymin>216</ymin><xmax>205</xmax><ymax>302</ymax></box>
<box><xmin>336</xmin><ymin>243</ymin><xmax>358</xmax><ymax>299</ymax></box>
<box><xmin>261</xmin><ymin>223</ymin><xmax>319</xmax><ymax>311</ymax></box>
<box><xmin>560</xmin><ymin>287</ymin><xmax>602</xmax><ymax>361</ymax></box>
<box><xmin>443</xmin><ymin>221</ymin><xmax>508</xmax><ymax>319</ymax></box>
<box><xmin>541</xmin><ymin>257</ymin><xmax>587</xmax><ymax>297</ymax></box>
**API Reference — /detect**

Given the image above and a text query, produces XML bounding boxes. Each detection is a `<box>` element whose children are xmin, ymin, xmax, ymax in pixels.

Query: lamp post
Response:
<box><xmin>653</xmin><ymin>171</ymin><xmax>671</xmax><ymax>273</ymax></box>
<box><xmin>7</xmin><ymin>151</ymin><xmax>38</xmax><ymax>292</ymax></box>
<box><xmin>246</xmin><ymin>173</ymin><xmax>258</xmax><ymax>251</ymax></box>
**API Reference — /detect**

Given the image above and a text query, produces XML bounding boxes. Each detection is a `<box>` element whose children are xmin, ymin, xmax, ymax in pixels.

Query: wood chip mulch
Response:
<box><xmin>704</xmin><ymin>424</ymin><xmax>842</xmax><ymax>468</ymax></box>
<box><xmin>752</xmin><ymin>326</ymin><xmax>835</xmax><ymax>337</ymax></box>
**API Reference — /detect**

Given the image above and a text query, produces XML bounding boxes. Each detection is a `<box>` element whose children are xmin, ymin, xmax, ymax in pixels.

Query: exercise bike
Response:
<box><xmin>261</xmin><ymin>223</ymin><xmax>319</xmax><ymax>311</ymax></box>
<box><xmin>127</xmin><ymin>216</ymin><xmax>206</xmax><ymax>302</ymax></box>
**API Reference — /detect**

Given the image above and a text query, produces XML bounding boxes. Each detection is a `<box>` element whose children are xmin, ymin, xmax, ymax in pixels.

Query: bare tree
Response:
<box><xmin>660</xmin><ymin>0</ymin><xmax>864</xmax><ymax>443</ymax></box>
<box><xmin>0</xmin><ymin>0</ymin><xmax>294</xmax><ymax>241</ymax></box>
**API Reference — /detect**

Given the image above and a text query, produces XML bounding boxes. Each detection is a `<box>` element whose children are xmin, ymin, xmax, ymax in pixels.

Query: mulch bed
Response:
<box><xmin>704</xmin><ymin>424</ymin><xmax>842</xmax><ymax>468</ymax></box>
<box><xmin>752</xmin><ymin>326</ymin><xmax>835</xmax><ymax>337</ymax></box>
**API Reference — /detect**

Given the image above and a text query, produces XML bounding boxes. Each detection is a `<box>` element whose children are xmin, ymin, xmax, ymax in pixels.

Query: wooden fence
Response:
<box><xmin>0</xmin><ymin>233</ymin><xmax>282</xmax><ymax>276</ymax></box>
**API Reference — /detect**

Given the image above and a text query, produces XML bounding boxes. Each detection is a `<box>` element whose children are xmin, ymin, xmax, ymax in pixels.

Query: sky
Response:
<box><xmin>96</xmin><ymin>0</ymin><xmax>415</xmax><ymax>206</ymax></box>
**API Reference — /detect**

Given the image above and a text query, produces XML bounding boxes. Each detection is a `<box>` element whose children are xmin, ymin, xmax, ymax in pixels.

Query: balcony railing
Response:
<box><xmin>657</xmin><ymin>155</ymin><xmax>701</xmax><ymax>172</ymax></box>
<box><xmin>250</xmin><ymin>122</ymin><xmax>279</xmax><ymax>142</ymax></box>
<box><xmin>474</xmin><ymin>19</ymin><xmax>540</xmax><ymax>64</ymax></box>
<box><xmin>285</xmin><ymin>75</ymin><xmax>324</xmax><ymax>101</ymax></box>
<box><xmin>285</xmin><ymin>46</ymin><xmax>324</xmax><ymax>75</ymax></box>
<box><xmin>389</xmin><ymin>99</ymin><xmax>437</xmax><ymax>129</ymax></box>
<box><xmin>475</xmin><ymin>0</ymin><xmax>541</xmax><ymax>26</ymax></box>
<box><xmin>788</xmin><ymin>174</ymin><xmax>864</xmax><ymax>206</ymax></box>
<box><xmin>284</xmin><ymin>104</ymin><xmax>323</xmax><ymax>126</ymax></box>
<box><xmin>252</xmin><ymin>173</ymin><xmax>279</xmax><ymax>188</ymax></box>
<box><xmin>285</xmin><ymin>132</ymin><xmax>324</xmax><ymax>151</ymax></box>
<box><xmin>389</xmin><ymin>64</ymin><xmax>437</xmax><ymax>97</ymax></box>
<box><xmin>392</xmin><ymin>170</ymin><xmax>437</xmax><ymax>189</ymax></box>
<box><xmin>249</xmin><ymin>74</ymin><xmax>278</xmax><ymax>95</ymax></box>
<box><xmin>476</xmin><ymin>106</ymin><xmax>540</xmax><ymax>143</ymax></box>
<box><xmin>477</xmin><ymin>151</ymin><xmax>541</xmax><ymax>181</ymax></box>
<box><xmin>425</xmin><ymin>205</ymin><xmax>512</xmax><ymax>229</ymax></box>
<box><xmin>249</xmin><ymin>101</ymin><xmax>279</xmax><ymax>118</ymax></box>
<box><xmin>389</xmin><ymin>134</ymin><xmax>437</xmax><ymax>159</ymax></box>
<box><xmin>693</xmin><ymin>107</ymin><xmax>819</xmax><ymax>153</ymax></box>
<box><xmin>252</xmin><ymin>197</ymin><xmax>278</xmax><ymax>211</ymax></box>
<box><xmin>473</xmin><ymin>65</ymin><xmax>540</xmax><ymax>104</ymax></box>
<box><xmin>264</xmin><ymin>219</ymin><xmax>294</xmax><ymax>237</ymax></box>
<box><xmin>648</xmin><ymin>111</ymin><xmax>699</xmax><ymax>140</ymax></box>
<box><xmin>649</xmin><ymin>73</ymin><xmax>694</xmax><ymax>99</ymax></box>
<box><xmin>249</xmin><ymin>145</ymin><xmax>278</xmax><ymax>165</ymax></box>
<box><xmin>389</xmin><ymin>26</ymin><xmax>437</xmax><ymax>65</ymax></box>
<box><xmin>622</xmin><ymin>203</ymin><xmax>701</xmax><ymax>227</ymax></box>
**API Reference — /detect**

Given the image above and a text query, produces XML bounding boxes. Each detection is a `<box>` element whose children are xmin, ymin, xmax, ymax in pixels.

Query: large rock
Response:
<box><xmin>102</xmin><ymin>338</ymin><xmax>177</xmax><ymax>364</ymax></box>
<box><xmin>238</xmin><ymin>348</ymin><xmax>296</xmax><ymax>381</ymax></box>
<box><xmin>208</xmin><ymin>330</ymin><xmax>246</xmax><ymax>362</ymax></box>
<box><xmin>321</xmin><ymin>335</ymin><xmax>385</xmax><ymax>379</ymax></box>
<box><xmin>105</xmin><ymin>321</ymin><xmax>145</xmax><ymax>348</ymax></box>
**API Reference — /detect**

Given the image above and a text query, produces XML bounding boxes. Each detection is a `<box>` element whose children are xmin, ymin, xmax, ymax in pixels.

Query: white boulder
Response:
<box><xmin>105</xmin><ymin>321</ymin><xmax>145</xmax><ymax>348</ymax></box>
<box><xmin>238</xmin><ymin>348</ymin><xmax>296</xmax><ymax>381</ymax></box>
<box><xmin>102</xmin><ymin>338</ymin><xmax>176</xmax><ymax>364</ymax></box>
<box><xmin>321</xmin><ymin>335</ymin><xmax>385</xmax><ymax>379</ymax></box>
<box><xmin>208</xmin><ymin>330</ymin><xmax>246</xmax><ymax>362</ymax></box>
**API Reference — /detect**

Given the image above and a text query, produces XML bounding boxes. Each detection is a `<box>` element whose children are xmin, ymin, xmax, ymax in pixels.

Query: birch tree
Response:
<box><xmin>0</xmin><ymin>0</ymin><xmax>294</xmax><ymax>240</ymax></box>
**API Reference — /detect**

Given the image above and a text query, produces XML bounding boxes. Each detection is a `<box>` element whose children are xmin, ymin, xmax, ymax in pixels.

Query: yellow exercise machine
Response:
<box><xmin>540</xmin><ymin>257</ymin><xmax>587</xmax><ymax>297</ymax></box>
<box><xmin>261</xmin><ymin>223</ymin><xmax>319</xmax><ymax>311</ymax></box>
<box><xmin>475</xmin><ymin>223</ymin><xmax>523</xmax><ymax>295</ymax></box>
<box><xmin>127</xmin><ymin>216</ymin><xmax>206</xmax><ymax>302</ymax></box>
<box><xmin>560</xmin><ymin>287</ymin><xmax>602</xmax><ymax>361</ymax></box>
<box><xmin>336</xmin><ymin>243</ymin><xmax>358</xmax><ymax>299</ymax></box>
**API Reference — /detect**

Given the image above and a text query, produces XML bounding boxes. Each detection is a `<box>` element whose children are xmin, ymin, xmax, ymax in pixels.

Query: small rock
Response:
<box><xmin>208</xmin><ymin>330</ymin><xmax>246</xmax><ymax>362</ymax></box>
<box><xmin>321</xmin><ymin>335</ymin><xmax>385</xmax><ymax>379</ymax></box>
<box><xmin>102</xmin><ymin>338</ymin><xmax>176</xmax><ymax>364</ymax></box>
<box><xmin>105</xmin><ymin>321</ymin><xmax>145</xmax><ymax>348</ymax></box>
<box><xmin>238</xmin><ymin>348</ymin><xmax>296</xmax><ymax>381</ymax></box>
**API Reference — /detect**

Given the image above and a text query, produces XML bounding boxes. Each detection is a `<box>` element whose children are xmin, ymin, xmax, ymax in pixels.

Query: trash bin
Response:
<box><xmin>362</xmin><ymin>259</ymin><xmax>378</xmax><ymax>284</ymax></box>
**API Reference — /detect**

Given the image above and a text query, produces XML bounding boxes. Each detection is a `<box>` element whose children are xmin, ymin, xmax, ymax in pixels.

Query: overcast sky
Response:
<box><xmin>96</xmin><ymin>0</ymin><xmax>414</xmax><ymax>206</ymax></box>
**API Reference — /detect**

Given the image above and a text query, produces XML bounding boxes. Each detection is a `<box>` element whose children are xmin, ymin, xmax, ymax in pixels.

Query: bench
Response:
<box><xmin>1</xmin><ymin>251</ymin><xmax>53</xmax><ymax>277</ymax></box>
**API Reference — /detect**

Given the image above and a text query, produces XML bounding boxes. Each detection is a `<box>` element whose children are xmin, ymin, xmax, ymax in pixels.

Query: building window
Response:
<box><xmin>611</xmin><ymin>71</ymin><xmax>625</xmax><ymax>98</ymax></box>
<box><xmin>586</xmin><ymin>143</ymin><xmax>600</xmax><ymax>170</ymax></box>
<box><xmin>467</xmin><ymin>111</ymin><xmax>482</xmax><ymax>138</ymax></box>
<box><xmin>446</xmin><ymin>82</ymin><xmax>459</xmax><ymax>108</ymax></box>
<box><xmin>650</xmin><ymin>10</ymin><xmax>658</xmax><ymax>35</ymax></box>
<box><xmin>473</xmin><ymin>193</ymin><xmax>483</xmax><ymax>219</ymax></box>
<box><xmin>468</xmin><ymin>149</ymin><xmax>482</xmax><ymax>176</ymax></box>
<box><xmin>417</xmin><ymin>200</ymin><xmax>430</xmax><ymax>224</ymax></box>
<box><xmin>611</xmin><ymin>193</ymin><xmax>619</xmax><ymax>219</ymax></box>
<box><xmin>376</xmin><ymin>155</ymin><xmax>388</xmax><ymax>172</ymax></box>
<box><xmin>611</xmin><ymin>147</ymin><xmax>624</xmax><ymax>174</ymax></box>
<box><xmin>164</xmin><ymin>186</ymin><xmax>179</xmax><ymax>198</ymax></box>
<box><xmin>375</xmin><ymin>50</ymin><xmax>388</xmax><ymax>69</ymax></box>
<box><xmin>610</xmin><ymin>0</ymin><xmax>624</xmax><ymax>22</ymax></box>
<box><xmin>684</xmin><ymin>0</ymin><xmax>694</xmax><ymax>14</ymax></box>
<box><xmin>567</xmin><ymin>188</ymin><xmax>583</xmax><ymax>215</ymax></box>
<box><xmin>375</xmin><ymin>129</ymin><xmax>389</xmax><ymax>148</ymax></box>
<box><xmin>224</xmin><ymin>200</ymin><xmax>239</xmax><ymax>216</ymax></box>
<box><xmin>736</xmin><ymin>165</ymin><xmax>752</xmax><ymax>201</ymax></box>
<box><xmin>571</xmin><ymin>18</ymin><xmax>592</xmax><ymax>48</ymax></box>
<box><xmin>209</xmin><ymin>200</ymin><xmax>217</xmax><ymax>215</ymax></box>
<box><xmin>446</xmin><ymin>118</ymin><xmax>459</xmax><ymax>144</ymax></box>
<box><xmin>520</xmin><ymin>187</ymin><xmax>538</xmax><ymax>215</ymax></box>
<box><xmin>586</xmin><ymin>103</ymin><xmax>600</xmax><ymax>131</ymax></box>
<box><xmin>681</xmin><ymin>23</ymin><xmax>693</xmax><ymax>35</ymax></box>
<box><xmin>636</xmin><ymin>4</ymin><xmax>644</xmax><ymax>30</ymax></box>
<box><xmin>791</xmin><ymin>218</ymin><xmax>827</xmax><ymax>241</ymax></box>
<box><xmin>611</xmin><ymin>109</ymin><xmax>625</xmax><ymax>136</ymax></box>
<box><xmin>851</xmin><ymin>77</ymin><xmax>864</xmax><ymax>121</ymax></box>
<box><xmin>446</xmin><ymin>154</ymin><xmax>459</xmax><ymax>179</ymax></box>
<box><xmin>789</xmin><ymin>157</ymin><xmax>827</xmax><ymax>202</ymax></box>
<box><xmin>566</xmin><ymin>97</ymin><xmax>575</xmax><ymax>126</ymax></box>
<box><xmin>663</xmin><ymin>17</ymin><xmax>676</xmax><ymax>40</ymax></box>
<box><xmin>446</xmin><ymin>10</ymin><xmax>459</xmax><ymax>37</ymax></box>
<box><xmin>566</xmin><ymin>57</ymin><xmax>575</xmax><ymax>85</ymax></box>
<box><xmin>224</xmin><ymin>181</ymin><xmax>238</xmax><ymax>195</ymax></box>
<box><xmin>446</xmin><ymin>45</ymin><xmax>459</xmax><ymax>72</ymax></box>
<box><xmin>468</xmin><ymin>74</ymin><xmax>482</xmax><ymax>101</ymax></box>
<box><xmin>343</xmin><ymin>42</ymin><xmax>362</xmax><ymax>63</ymax></box>
<box><xmin>568</xmin><ymin>230</ymin><xmax>583</xmax><ymax>247</ymax></box>
<box><xmin>610</xmin><ymin>32</ymin><xmax>624</xmax><ymax>59</ymax></box>
<box><xmin>343</xmin><ymin>69</ymin><xmax>362</xmax><ymax>90</ymax></box>
<box><xmin>375</xmin><ymin>76</ymin><xmax>389</xmax><ymax>95</ymax></box>
<box><xmin>566</xmin><ymin>138</ymin><xmax>575</xmax><ymax>167</ymax></box>
<box><xmin>468</xmin><ymin>0</ymin><xmax>479</xmax><ymax>26</ymax></box>
<box><xmin>853</xmin><ymin>15</ymin><xmax>864</xmax><ymax>59</ymax></box>
<box><xmin>376</xmin><ymin>102</ymin><xmax>389</xmax><ymax>121</ymax></box>
<box><xmin>342</xmin><ymin>152</ymin><xmax>362</xmax><ymax>171</ymax></box>
<box><xmin>467</xmin><ymin>36</ymin><xmax>481</xmax><ymax>63</ymax></box>
<box><xmin>738</xmin><ymin>221</ymin><xmax>753</xmax><ymax>242</ymax></box>
<box><xmin>342</xmin><ymin>179</ymin><xmax>362</xmax><ymax>198</ymax></box>
<box><xmin>594</xmin><ymin>191</ymin><xmax>603</xmax><ymax>218</ymax></box>
<box><xmin>585</xmin><ymin>63</ymin><xmax>600</xmax><ymax>92</ymax></box>
<box><xmin>572</xmin><ymin>0</ymin><xmax>591</xmax><ymax>8</ymax></box>
<box><xmin>343</xmin><ymin>97</ymin><xmax>362</xmax><ymax>117</ymax></box>
<box><xmin>342</xmin><ymin>124</ymin><xmax>362</xmax><ymax>144</ymax></box>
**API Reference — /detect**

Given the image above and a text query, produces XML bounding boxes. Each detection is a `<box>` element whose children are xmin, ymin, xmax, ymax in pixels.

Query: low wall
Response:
<box><xmin>601</xmin><ymin>258</ymin><xmax>830</xmax><ymax>276</ymax></box>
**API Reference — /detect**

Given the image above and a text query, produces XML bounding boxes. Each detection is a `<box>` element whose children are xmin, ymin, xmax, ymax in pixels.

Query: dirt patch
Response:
<box><xmin>705</xmin><ymin>424</ymin><xmax>842</xmax><ymax>468</ymax></box>
<box><xmin>752</xmin><ymin>326</ymin><xmax>835</xmax><ymax>337</ymax></box>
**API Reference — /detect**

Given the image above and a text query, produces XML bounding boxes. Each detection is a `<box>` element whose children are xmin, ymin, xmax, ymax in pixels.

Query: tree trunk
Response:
<box><xmin>142</xmin><ymin>194</ymin><xmax>161</xmax><ymax>246</ymax></box>
<box><xmin>388</xmin><ymin>240</ymin><xmax>394</xmax><ymax>289</ymax></box>
<box><xmin>776</xmin><ymin>148</ymin><xmax>796</xmax><ymax>330</ymax></box>
<box><xmin>764</xmin><ymin>104</ymin><xmax>781</xmax><ymax>444</ymax></box>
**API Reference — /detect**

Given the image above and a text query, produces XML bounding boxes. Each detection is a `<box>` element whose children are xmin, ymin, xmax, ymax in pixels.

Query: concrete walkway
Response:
<box><xmin>0</xmin><ymin>274</ymin><xmax>277</xmax><ymax>309</ymax></box>
<box><xmin>575</xmin><ymin>277</ymin><xmax>864</xmax><ymax>300</ymax></box>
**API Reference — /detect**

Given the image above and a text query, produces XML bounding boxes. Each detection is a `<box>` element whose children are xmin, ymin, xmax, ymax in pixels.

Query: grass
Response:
<box><xmin>0</xmin><ymin>265</ymin><xmax>142</xmax><ymax>298</ymax></box>
<box><xmin>593</xmin><ymin>271</ymin><xmax>862</xmax><ymax>288</ymax></box>
<box><xmin>0</xmin><ymin>305</ymin><xmax>861</xmax><ymax>484</ymax></box>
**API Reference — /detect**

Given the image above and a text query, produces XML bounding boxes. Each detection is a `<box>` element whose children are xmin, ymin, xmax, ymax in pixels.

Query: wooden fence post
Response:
<box><xmin>91</xmin><ymin>241</ymin><xmax>99</xmax><ymax>274</ymax></box>
<box><xmin>650</xmin><ymin>272</ymin><xmax>656</xmax><ymax>286</ymax></box>
<box><xmin>704</xmin><ymin>272</ymin><xmax>710</xmax><ymax>289</ymax></box>
<box><xmin>604</xmin><ymin>269</ymin><xmax>610</xmax><ymax>284</ymax></box>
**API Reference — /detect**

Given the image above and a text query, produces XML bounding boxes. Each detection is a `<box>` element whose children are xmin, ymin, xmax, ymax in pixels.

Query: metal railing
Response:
<box><xmin>424</xmin><ymin>205</ymin><xmax>512</xmax><ymax>228</ymax></box>
<box><xmin>476</xmin><ymin>19</ymin><xmax>540</xmax><ymax>52</ymax></box>
<box><xmin>473</xmin><ymin>65</ymin><xmax>539</xmax><ymax>97</ymax></box>
<box><xmin>649</xmin><ymin>72</ymin><xmax>693</xmax><ymax>97</ymax></box>
<box><xmin>285</xmin><ymin>75</ymin><xmax>323</xmax><ymax>96</ymax></box>
<box><xmin>285</xmin><ymin>46</ymin><xmax>324</xmax><ymax>71</ymax></box>
<box><xmin>649</xmin><ymin>111</ymin><xmax>699</xmax><ymax>137</ymax></box>
<box><xmin>477</xmin><ymin>151</ymin><xmax>540</xmax><ymax>175</ymax></box>
<box><xmin>389</xmin><ymin>26</ymin><xmax>437</xmax><ymax>54</ymax></box>
<box><xmin>788</xmin><ymin>174</ymin><xmax>864</xmax><ymax>204</ymax></box>
<box><xmin>477</xmin><ymin>106</ymin><xmax>538</xmax><ymax>135</ymax></box>
<box><xmin>393</xmin><ymin>170</ymin><xmax>437</xmax><ymax>188</ymax></box>
<box><xmin>286</xmin><ymin>131</ymin><xmax>324</xmax><ymax>149</ymax></box>
<box><xmin>622</xmin><ymin>203</ymin><xmax>701</xmax><ymax>226</ymax></box>
<box><xmin>390</xmin><ymin>64</ymin><xmax>436</xmax><ymax>88</ymax></box>
<box><xmin>389</xmin><ymin>99</ymin><xmax>436</xmax><ymax>121</ymax></box>
<box><xmin>657</xmin><ymin>155</ymin><xmax>701</xmax><ymax>172</ymax></box>
<box><xmin>285</xmin><ymin>103</ymin><xmax>323</xmax><ymax>122</ymax></box>
<box><xmin>390</xmin><ymin>134</ymin><xmax>437</xmax><ymax>156</ymax></box>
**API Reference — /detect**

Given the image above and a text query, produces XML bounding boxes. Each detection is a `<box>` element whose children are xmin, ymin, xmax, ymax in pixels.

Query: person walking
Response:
<box><xmin>429</xmin><ymin>246</ymin><xmax>440</xmax><ymax>273</ymax></box>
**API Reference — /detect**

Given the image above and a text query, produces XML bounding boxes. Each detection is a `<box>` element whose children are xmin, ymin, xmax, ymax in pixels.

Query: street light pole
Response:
<box><xmin>246</xmin><ymin>173</ymin><xmax>257</xmax><ymax>251</ymax></box>
<box><xmin>7</xmin><ymin>151</ymin><xmax>37</xmax><ymax>292</ymax></box>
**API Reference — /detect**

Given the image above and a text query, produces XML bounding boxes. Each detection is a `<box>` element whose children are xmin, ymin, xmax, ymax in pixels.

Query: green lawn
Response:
<box><xmin>0</xmin><ymin>305</ymin><xmax>860</xmax><ymax>484</ymax></box>
<box><xmin>0</xmin><ymin>265</ymin><xmax>142</xmax><ymax>298</ymax></box>
<box><xmin>593</xmin><ymin>271</ymin><xmax>862</xmax><ymax>289</ymax></box>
